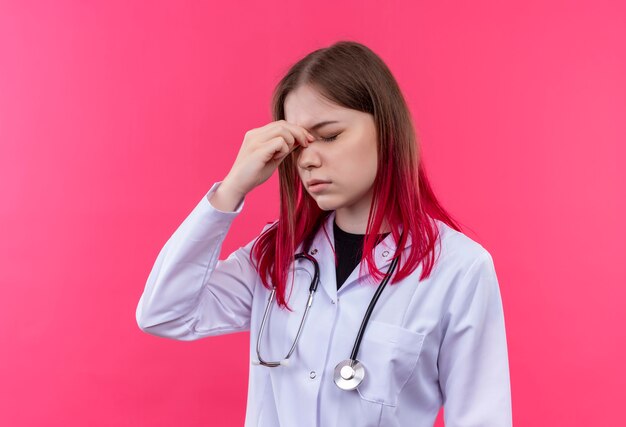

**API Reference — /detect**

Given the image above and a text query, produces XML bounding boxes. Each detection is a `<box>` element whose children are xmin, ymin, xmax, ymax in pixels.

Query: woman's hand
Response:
<box><xmin>222</xmin><ymin>120</ymin><xmax>316</xmax><ymax>198</ymax></box>
<box><xmin>209</xmin><ymin>120</ymin><xmax>315</xmax><ymax>212</ymax></box>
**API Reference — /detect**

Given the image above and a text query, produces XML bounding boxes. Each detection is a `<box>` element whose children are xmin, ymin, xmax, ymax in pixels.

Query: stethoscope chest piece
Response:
<box><xmin>333</xmin><ymin>359</ymin><xmax>365</xmax><ymax>390</ymax></box>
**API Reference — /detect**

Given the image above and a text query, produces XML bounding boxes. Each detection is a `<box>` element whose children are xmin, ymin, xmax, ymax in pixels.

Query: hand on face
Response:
<box><xmin>223</xmin><ymin>120</ymin><xmax>316</xmax><ymax>197</ymax></box>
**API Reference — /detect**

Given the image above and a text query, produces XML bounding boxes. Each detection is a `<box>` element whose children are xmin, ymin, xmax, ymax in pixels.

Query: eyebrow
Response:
<box><xmin>307</xmin><ymin>120</ymin><xmax>340</xmax><ymax>132</ymax></box>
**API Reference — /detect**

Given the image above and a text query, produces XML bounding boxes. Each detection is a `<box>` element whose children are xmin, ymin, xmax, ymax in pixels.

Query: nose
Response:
<box><xmin>296</xmin><ymin>142</ymin><xmax>322</xmax><ymax>170</ymax></box>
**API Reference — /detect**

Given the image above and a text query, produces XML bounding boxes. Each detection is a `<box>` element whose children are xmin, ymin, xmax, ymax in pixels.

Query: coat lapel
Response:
<box><xmin>337</xmin><ymin>221</ymin><xmax>414</xmax><ymax>294</ymax></box>
<box><xmin>303</xmin><ymin>211</ymin><xmax>414</xmax><ymax>301</ymax></box>
<box><xmin>303</xmin><ymin>211</ymin><xmax>338</xmax><ymax>302</ymax></box>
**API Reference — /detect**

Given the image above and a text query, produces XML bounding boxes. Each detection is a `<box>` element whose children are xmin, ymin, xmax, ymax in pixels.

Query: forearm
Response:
<box><xmin>207</xmin><ymin>179</ymin><xmax>246</xmax><ymax>213</ymax></box>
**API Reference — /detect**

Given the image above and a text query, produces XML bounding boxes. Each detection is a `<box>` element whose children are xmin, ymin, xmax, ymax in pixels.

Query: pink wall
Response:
<box><xmin>1</xmin><ymin>1</ymin><xmax>624</xmax><ymax>426</ymax></box>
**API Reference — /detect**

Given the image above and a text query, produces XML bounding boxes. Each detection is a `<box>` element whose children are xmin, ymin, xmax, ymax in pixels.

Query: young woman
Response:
<box><xmin>136</xmin><ymin>40</ymin><xmax>512</xmax><ymax>426</ymax></box>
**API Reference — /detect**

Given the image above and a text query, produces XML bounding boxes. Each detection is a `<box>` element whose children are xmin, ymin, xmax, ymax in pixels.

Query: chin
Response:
<box><xmin>317</xmin><ymin>204</ymin><xmax>334</xmax><ymax>212</ymax></box>
<box><xmin>308</xmin><ymin>196</ymin><xmax>338</xmax><ymax>211</ymax></box>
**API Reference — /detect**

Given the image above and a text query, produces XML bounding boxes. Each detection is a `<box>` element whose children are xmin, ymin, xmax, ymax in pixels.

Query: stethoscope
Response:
<box><xmin>252</xmin><ymin>232</ymin><xmax>402</xmax><ymax>391</ymax></box>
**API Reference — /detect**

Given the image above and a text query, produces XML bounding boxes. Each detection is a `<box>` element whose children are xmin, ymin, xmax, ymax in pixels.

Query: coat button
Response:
<box><xmin>309</xmin><ymin>371</ymin><xmax>317</xmax><ymax>379</ymax></box>
<box><xmin>310</xmin><ymin>248</ymin><xmax>318</xmax><ymax>255</ymax></box>
<box><xmin>382</xmin><ymin>250</ymin><xmax>389</xmax><ymax>257</ymax></box>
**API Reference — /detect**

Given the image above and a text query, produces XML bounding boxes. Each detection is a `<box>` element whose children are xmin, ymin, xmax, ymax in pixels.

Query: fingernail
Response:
<box><xmin>307</xmin><ymin>134</ymin><xmax>315</xmax><ymax>141</ymax></box>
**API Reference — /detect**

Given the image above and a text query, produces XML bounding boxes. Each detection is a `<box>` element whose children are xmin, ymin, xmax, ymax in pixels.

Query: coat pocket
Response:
<box><xmin>355</xmin><ymin>320</ymin><xmax>426</xmax><ymax>406</ymax></box>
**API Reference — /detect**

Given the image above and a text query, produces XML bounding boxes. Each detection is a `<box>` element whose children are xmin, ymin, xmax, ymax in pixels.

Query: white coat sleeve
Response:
<box><xmin>438</xmin><ymin>251</ymin><xmax>513</xmax><ymax>426</ymax></box>
<box><xmin>135</xmin><ymin>181</ymin><xmax>268</xmax><ymax>341</ymax></box>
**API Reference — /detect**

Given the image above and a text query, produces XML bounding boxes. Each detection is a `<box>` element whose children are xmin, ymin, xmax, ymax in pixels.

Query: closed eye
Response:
<box><xmin>320</xmin><ymin>134</ymin><xmax>338</xmax><ymax>142</ymax></box>
<box><xmin>292</xmin><ymin>134</ymin><xmax>339</xmax><ymax>154</ymax></box>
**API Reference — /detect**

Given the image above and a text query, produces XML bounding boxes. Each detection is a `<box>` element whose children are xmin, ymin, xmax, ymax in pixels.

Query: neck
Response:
<box><xmin>334</xmin><ymin>212</ymin><xmax>391</xmax><ymax>235</ymax></box>
<box><xmin>333</xmin><ymin>188</ymin><xmax>392</xmax><ymax>234</ymax></box>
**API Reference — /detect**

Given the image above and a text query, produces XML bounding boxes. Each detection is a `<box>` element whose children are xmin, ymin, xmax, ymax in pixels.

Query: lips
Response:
<box><xmin>306</xmin><ymin>180</ymin><xmax>331</xmax><ymax>194</ymax></box>
<box><xmin>306</xmin><ymin>179</ymin><xmax>331</xmax><ymax>187</ymax></box>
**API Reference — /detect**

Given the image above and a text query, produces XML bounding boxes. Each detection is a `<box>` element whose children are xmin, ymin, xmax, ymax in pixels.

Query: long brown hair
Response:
<box><xmin>250</xmin><ymin>40</ymin><xmax>462</xmax><ymax>310</ymax></box>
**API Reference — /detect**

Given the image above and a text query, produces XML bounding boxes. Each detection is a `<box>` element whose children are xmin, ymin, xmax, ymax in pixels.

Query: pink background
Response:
<box><xmin>1</xmin><ymin>1</ymin><xmax>624</xmax><ymax>426</ymax></box>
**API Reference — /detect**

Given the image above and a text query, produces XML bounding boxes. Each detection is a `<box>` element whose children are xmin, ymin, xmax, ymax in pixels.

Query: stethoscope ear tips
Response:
<box><xmin>251</xmin><ymin>359</ymin><xmax>261</xmax><ymax>365</ymax></box>
<box><xmin>279</xmin><ymin>359</ymin><xmax>290</xmax><ymax>367</ymax></box>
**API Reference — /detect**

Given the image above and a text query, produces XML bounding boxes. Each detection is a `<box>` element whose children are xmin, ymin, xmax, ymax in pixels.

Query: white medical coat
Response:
<box><xmin>136</xmin><ymin>181</ymin><xmax>512</xmax><ymax>427</ymax></box>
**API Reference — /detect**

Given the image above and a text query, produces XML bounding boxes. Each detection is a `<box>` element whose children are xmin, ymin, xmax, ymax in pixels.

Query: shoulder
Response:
<box><xmin>425</xmin><ymin>220</ymin><xmax>503</xmax><ymax>330</ymax></box>
<box><xmin>261</xmin><ymin>220</ymin><xmax>278</xmax><ymax>234</ymax></box>
<box><xmin>433</xmin><ymin>219</ymin><xmax>494</xmax><ymax>272</ymax></box>
<box><xmin>428</xmin><ymin>219</ymin><xmax>499</xmax><ymax>308</ymax></box>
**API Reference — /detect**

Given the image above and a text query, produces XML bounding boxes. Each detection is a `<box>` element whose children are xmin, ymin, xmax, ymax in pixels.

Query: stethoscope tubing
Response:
<box><xmin>254</xmin><ymin>231</ymin><xmax>402</xmax><ymax>377</ymax></box>
<box><xmin>255</xmin><ymin>253</ymin><xmax>319</xmax><ymax>367</ymax></box>
<box><xmin>348</xmin><ymin>252</ymin><xmax>400</xmax><ymax>363</ymax></box>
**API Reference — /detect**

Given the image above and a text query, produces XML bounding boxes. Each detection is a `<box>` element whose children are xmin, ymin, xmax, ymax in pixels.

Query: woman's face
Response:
<box><xmin>284</xmin><ymin>85</ymin><xmax>379</xmax><ymax>231</ymax></box>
